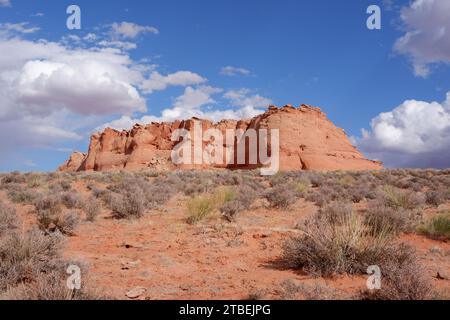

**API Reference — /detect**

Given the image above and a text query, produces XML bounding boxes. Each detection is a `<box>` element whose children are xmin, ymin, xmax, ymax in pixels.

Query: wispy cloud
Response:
<box><xmin>110</xmin><ymin>21</ymin><xmax>159</xmax><ymax>39</ymax></box>
<box><xmin>220</xmin><ymin>66</ymin><xmax>251</xmax><ymax>76</ymax></box>
<box><xmin>0</xmin><ymin>22</ymin><xmax>40</xmax><ymax>34</ymax></box>
<box><xmin>0</xmin><ymin>0</ymin><xmax>11</xmax><ymax>8</ymax></box>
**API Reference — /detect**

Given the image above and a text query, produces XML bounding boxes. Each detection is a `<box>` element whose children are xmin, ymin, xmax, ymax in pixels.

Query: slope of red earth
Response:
<box><xmin>57</xmin><ymin>195</ymin><xmax>449</xmax><ymax>300</ymax></box>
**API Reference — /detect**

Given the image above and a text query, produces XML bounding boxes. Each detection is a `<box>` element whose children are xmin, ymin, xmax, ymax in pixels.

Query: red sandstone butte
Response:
<box><xmin>58</xmin><ymin>105</ymin><xmax>382</xmax><ymax>172</ymax></box>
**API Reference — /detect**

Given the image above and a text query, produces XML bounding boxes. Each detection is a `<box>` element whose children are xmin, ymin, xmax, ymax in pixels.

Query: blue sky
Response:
<box><xmin>0</xmin><ymin>0</ymin><xmax>449</xmax><ymax>171</ymax></box>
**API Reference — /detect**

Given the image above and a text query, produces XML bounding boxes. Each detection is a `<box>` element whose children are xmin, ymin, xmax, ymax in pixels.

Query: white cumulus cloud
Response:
<box><xmin>357</xmin><ymin>91</ymin><xmax>450</xmax><ymax>168</ymax></box>
<box><xmin>394</xmin><ymin>0</ymin><xmax>450</xmax><ymax>77</ymax></box>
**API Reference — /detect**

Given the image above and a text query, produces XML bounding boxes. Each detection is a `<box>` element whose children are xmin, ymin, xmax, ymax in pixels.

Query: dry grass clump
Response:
<box><xmin>187</xmin><ymin>186</ymin><xmax>237</xmax><ymax>224</ymax></box>
<box><xmin>364</xmin><ymin>201</ymin><xmax>421</xmax><ymax>236</ymax></box>
<box><xmin>284</xmin><ymin>202</ymin><xmax>404</xmax><ymax>277</ymax></box>
<box><xmin>264</xmin><ymin>183</ymin><xmax>297</xmax><ymax>210</ymax></box>
<box><xmin>0</xmin><ymin>228</ymin><xmax>62</xmax><ymax>292</ymax></box>
<box><xmin>186</xmin><ymin>195</ymin><xmax>215</xmax><ymax>224</ymax></box>
<box><xmin>1</xmin><ymin>270</ymin><xmax>102</xmax><ymax>300</ymax></box>
<box><xmin>5</xmin><ymin>184</ymin><xmax>41</xmax><ymax>205</ymax></box>
<box><xmin>83</xmin><ymin>196</ymin><xmax>101</xmax><ymax>222</ymax></box>
<box><xmin>220</xmin><ymin>184</ymin><xmax>261</xmax><ymax>222</ymax></box>
<box><xmin>425</xmin><ymin>190</ymin><xmax>448</xmax><ymax>207</ymax></box>
<box><xmin>37</xmin><ymin>210</ymin><xmax>80</xmax><ymax>236</ymax></box>
<box><xmin>106</xmin><ymin>174</ymin><xmax>176</xmax><ymax>212</ymax></box>
<box><xmin>379</xmin><ymin>185</ymin><xmax>425</xmax><ymax>210</ymax></box>
<box><xmin>0</xmin><ymin>201</ymin><xmax>19</xmax><ymax>236</ymax></box>
<box><xmin>359</xmin><ymin>247</ymin><xmax>432</xmax><ymax>300</ymax></box>
<box><xmin>110</xmin><ymin>185</ymin><xmax>146</xmax><ymax>219</ymax></box>
<box><xmin>417</xmin><ymin>212</ymin><xmax>450</xmax><ymax>241</ymax></box>
<box><xmin>278</xmin><ymin>279</ymin><xmax>339</xmax><ymax>300</ymax></box>
<box><xmin>0</xmin><ymin>227</ymin><xmax>101</xmax><ymax>300</ymax></box>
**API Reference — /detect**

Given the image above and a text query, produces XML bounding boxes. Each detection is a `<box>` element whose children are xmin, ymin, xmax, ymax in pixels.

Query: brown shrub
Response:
<box><xmin>364</xmin><ymin>201</ymin><xmax>421</xmax><ymax>235</ymax></box>
<box><xmin>110</xmin><ymin>186</ymin><xmax>146</xmax><ymax>219</ymax></box>
<box><xmin>6</xmin><ymin>184</ymin><xmax>40</xmax><ymax>205</ymax></box>
<box><xmin>1</xmin><ymin>269</ymin><xmax>103</xmax><ymax>300</ymax></box>
<box><xmin>0</xmin><ymin>202</ymin><xmax>19</xmax><ymax>236</ymax></box>
<box><xmin>379</xmin><ymin>185</ymin><xmax>425</xmax><ymax>210</ymax></box>
<box><xmin>425</xmin><ymin>190</ymin><xmax>448</xmax><ymax>207</ymax></box>
<box><xmin>83</xmin><ymin>196</ymin><xmax>101</xmax><ymax>222</ymax></box>
<box><xmin>265</xmin><ymin>184</ymin><xmax>297</xmax><ymax>210</ymax></box>
<box><xmin>37</xmin><ymin>210</ymin><xmax>80</xmax><ymax>236</ymax></box>
<box><xmin>0</xmin><ymin>228</ymin><xmax>62</xmax><ymax>291</ymax></box>
<box><xmin>359</xmin><ymin>247</ymin><xmax>431</xmax><ymax>300</ymax></box>
<box><xmin>284</xmin><ymin>206</ymin><xmax>404</xmax><ymax>277</ymax></box>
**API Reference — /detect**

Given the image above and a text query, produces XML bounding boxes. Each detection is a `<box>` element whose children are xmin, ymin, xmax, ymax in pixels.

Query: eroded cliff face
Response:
<box><xmin>58</xmin><ymin>104</ymin><xmax>382</xmax><ymax>172</ymax></box>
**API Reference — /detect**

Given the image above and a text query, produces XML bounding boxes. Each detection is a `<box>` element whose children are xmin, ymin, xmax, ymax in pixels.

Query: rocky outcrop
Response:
<box><xmin>58</xmin><ymin>104</ymin><xmax>382</xmax><ymax>172</ymax></box>
<box><xmin>58</xmin><ymin>151</ymin><xmax>86</xmax><ymax>172</ymax></box>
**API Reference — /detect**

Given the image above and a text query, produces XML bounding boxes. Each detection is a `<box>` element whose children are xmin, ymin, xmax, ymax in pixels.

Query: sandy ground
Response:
<box><xmin>3</xmin><ymin>187</ymin><xmax>449</xmax><ymax>300</ymax></box>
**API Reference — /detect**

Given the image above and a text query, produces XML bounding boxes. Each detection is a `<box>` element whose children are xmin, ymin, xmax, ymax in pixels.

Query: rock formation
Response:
<box><xmin>58</xmin><ymin>104</ymin><xmax>382</xmax><ymax>172</ymax></box>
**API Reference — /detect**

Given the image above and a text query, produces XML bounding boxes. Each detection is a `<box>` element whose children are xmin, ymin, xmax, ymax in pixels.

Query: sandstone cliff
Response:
<box><xmin>58</xmin><ymin>104</ymin><xmax>382</xmax><ymax>172</ymax></box>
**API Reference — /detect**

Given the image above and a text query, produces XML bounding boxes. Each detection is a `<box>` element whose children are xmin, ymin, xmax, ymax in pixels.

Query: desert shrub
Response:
<box><xmin>1</xmin><ymin>270</ymin><xmax>101</xmax><ymax>300</ymax></box>
<box><xmin>317</xmin><ymin>201</ymin><xmax>353</xmax><ymax>225</ymax></box>
<box><xmin>265</xmin><ymin>184</ymin><xmax>297</xmax><ymax>210</ymax></box>
<box><xmin>0</xmin><ymin>228</ymin><xmax>62</xmax><ymax>291</ymax></box>
<box><xmin>37</xmin><ymin>210</ymin><xmax>80</xmax><ymax>236</ymax></box>
<box><xmin>220</xmin><ymin>200</ymin><xmax>242</xmax><ymax>222</ymax></box>
<box><xmin>364</xmin><ymin>201</ymin><xmax>421</xmax><ymax>235</ymax></box>
<box><xmin>0</xmin><ymin>172</ymin><xmax>26</xmax><ymax>185</ymax></box>
<box><xmin>417</xmin><ymin>212</ymin><xmax>450</xmax><ymax>241</ymax></box>
<box><xmin>83</xmin><ymin>196</ymin><xmax>101</xmax><ymax>222</ymax></box>
<box><xmin>60</xmin><ymin>192</ymin><xmax>85</xmax><ymax>209</ymax></box>
<box><xmin>279</xmin><ymin>279</ymin><xmax>338</xmax><ymax>300</ymax></box>
<box><xmin>306</xmin><ymin>172</ymin><xmax>325</xmax><ymax>187</ymax></box>
<box><xmin>338</xmin><ymin>175</ymin><xmax>355</xmax><ymax>186</ymax></box>
<box><xmin>425</xmin><ymin>190</ymin><xmax>448</xmax><ymax>207</ymax></box>
<box><xmin>110</xmin><ymin>185</ymin><xmax>146</xmax><ymax>219</ymax></box>
<box><xmin>187</xmin><ymin>186</ymin><xmax>236</xmax><ymax>224</ymax></box>
<box><xmin>0</xmin><ymin>202</ymin><xmax>18</xmax><ymax>236</ymax></box>
<box><xmin>380</xmin><ymin>185</ymin><xmax>425</xmax><ymax>210</ymax></box>
<box><xmin>305</xmin><ymin>191</ymin><xmax>330</xmax><ymax>207</ymax></box>
<box><xmin>219</xmin><ymin>185</ymin><xmax>259</xmax><ymax>222</ymax></box>
<box><xmin>284</xmin><ymin>208</ymin><xmax>398</xmax><ymax>276</ymax></box>
<box><xmin>25</xmin><ymin>173</ymin><xmax>44</xmax><ymax>189</ymax></box>
<box><xmin>6</xmin><ymin>186</ymin><xmax>40</xmax><ymax>205</ymax></box>
<box><xmin>0</xmin><ymin>228</ymin><xmax>101</xmax><ymax>300</ymax></box>
<box><xmin>213</xmin><ymin>186</ymin><xmax>237</xmax><ymax>204</ymax></box>
<box><xmin>186</xmin><ymin>194</ymin><xmax>214</xmax><ymax>224</ymax></box>
<box><xmin>295</xmin><ymin>178</ymin><xmax>311</xmax><ymax>196</ymax></box>
<box><xmin>359</xmin><ymin>247</ymin><xmax>431</xmax><ymax>300</ymax></box>
<box><xmin>143</xmin><ymin>181</ymin><xmax>176</xmax><ymax>208</ymax></box>
<box><xmin>49</xmin><ymin>179</ymin><xmax>72</xmax><ymax>192</ymax></box>
<box><xmin>107</xmin><ymin>175</ymin><xmax>175</xmax><ymax>210</ymax></box>
<box><xmin>34</xmin><ymin>194</ymin><xmax>63</xmax><ymax>216</ymax></box>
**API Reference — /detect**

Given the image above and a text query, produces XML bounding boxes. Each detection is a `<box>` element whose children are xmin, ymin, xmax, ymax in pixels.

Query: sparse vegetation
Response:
<box><xmin>1</xmin><ymin>169</ymin><xmax>449</xmax><ymax>300</ymax></box>
<box><xmin>359</xmin><ymin>248</ymin><xmax>432</xmax><ymax>300</ymax></box>
<box><xmin>0</xmin><ymin>202</ymin><xmax>18</xmax><ymax>236</ymax></box>
<box><xmin>264</xmin><ymin>183</ymin><xmax>297</xmax><ymax>210</ymax></box>
<box><xmin>418</xmin><ymin>212</ymin><xmax>450</xmax><ymax>240</ymax></box>
<box><xmin>284</xmin><ymin>203</ymin><xmax>409</xmax><ymax>276</ymax></box>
